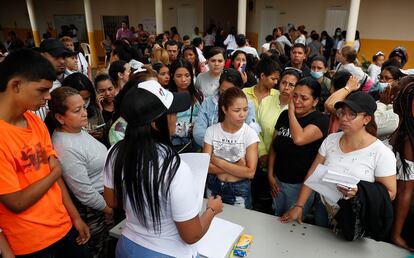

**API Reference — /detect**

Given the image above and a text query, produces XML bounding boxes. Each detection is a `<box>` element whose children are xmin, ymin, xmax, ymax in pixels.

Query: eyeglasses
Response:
<box><xmin>336</xmin><ymin>108</ymin><xmax>364</xmax><ymax>120</ymax></box>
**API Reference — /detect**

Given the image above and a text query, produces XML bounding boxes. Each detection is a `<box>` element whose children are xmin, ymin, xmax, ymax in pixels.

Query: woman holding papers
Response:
<box><xmin>204</xmin><ymin>87</ymin><xmax>260</xmax><ymax>209</ymax></box>
<box><xmin>267</xmin><ymin>77</ymin><xmax>329</xmax><ymax>218</ymax></box>
<box><xmin>280</xmin><ymin>92</ymin><xmax>396</xmax><ymax>228</ymax></box>
<box><xmin>104</xmin><ymin>80</ymin><xmax>223</xmax><ymax>258</ymax></box>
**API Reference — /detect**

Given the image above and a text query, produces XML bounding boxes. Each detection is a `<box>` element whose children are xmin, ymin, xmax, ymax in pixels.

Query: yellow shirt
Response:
<box><xmin>243</xmin><ymin>85</ymin><xmax>285</xmax><ymax>157</ymax></box>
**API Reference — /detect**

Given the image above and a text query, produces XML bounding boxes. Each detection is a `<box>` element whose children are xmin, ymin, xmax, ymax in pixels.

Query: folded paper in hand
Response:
<box><xmin>304</xmin><ymin>164</ymin><xmax>360</xmax><ymax>204</ymax></box>
<box><xmin>322</xmin><ymin>170</ymin><xmax>360</xmax><ymax>188</ymax></box>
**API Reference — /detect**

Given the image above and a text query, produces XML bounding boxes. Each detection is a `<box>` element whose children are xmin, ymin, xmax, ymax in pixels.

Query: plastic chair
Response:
<box><xmin>81</xmin><ymin>43</ymin><xmax>91</xmax><ymax>66</ymax></box>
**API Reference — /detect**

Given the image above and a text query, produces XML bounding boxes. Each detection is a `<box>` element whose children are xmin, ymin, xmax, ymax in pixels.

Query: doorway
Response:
<box><xmin>259</xmin><ymin>8</ymin><xmax>278</xmax><ymax>50</ymax></box>
<box><xmin>102</xmin><ymin>15</ymin><xmax>129</xmax><ymax>41</ymax></box>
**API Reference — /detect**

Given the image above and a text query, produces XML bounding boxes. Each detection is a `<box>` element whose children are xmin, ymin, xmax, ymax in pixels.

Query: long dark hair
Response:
<box><xmin>169</xmin><ymin>58</ymin><xmax>203</xmax><ymax>103</ymax></box>
<box><xmin>109</xmin><ymin>87</ymin><xmax>180</xmax><ymax>233</ymax></box>
<box><xmin>182</xmin><ymin>45</ymin><xmax>201</xmax><ymax>76</ymax></box>
<box><xmin>391</xmin><ymin>76</ymin><xmax>414</xmax><ymax>179</ymax></box>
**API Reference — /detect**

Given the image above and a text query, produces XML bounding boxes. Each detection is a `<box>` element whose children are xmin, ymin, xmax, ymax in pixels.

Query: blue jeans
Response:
<box><xmin>116</xmin><ymin>235</ymin><xmax>174</xmax><ymax>258</ymax></box>
<box><xmin>273</xmin><ymin>178</ymin><xmax>315</xmax><ymax>218</ymax></box>
<box><xmin>313</xmin><ymin>193</ymin><xmax>330</xmax><ymax>228</ymax></box>
<box><xmin>206</xmin><ymin>174</ymin><xmax>252</xmax><ymax>209</ymax></box>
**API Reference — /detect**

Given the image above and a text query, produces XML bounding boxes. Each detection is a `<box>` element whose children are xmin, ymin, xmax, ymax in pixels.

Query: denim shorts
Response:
<box><xmin>206</xmin><ymin>174</ymin><xmax>252</xmax><ymax>209</ymax></box>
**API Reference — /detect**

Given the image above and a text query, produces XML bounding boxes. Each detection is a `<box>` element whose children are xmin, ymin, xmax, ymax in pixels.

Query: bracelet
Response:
<box><xmin>294</xmin><ymin>204</ymin><xmax>303</xmax><ymax>209</ymax></box>
<box><xmin>206</xmin><ymin>207</ymin><xmax>216</xmax><ymax>215</ymax></box>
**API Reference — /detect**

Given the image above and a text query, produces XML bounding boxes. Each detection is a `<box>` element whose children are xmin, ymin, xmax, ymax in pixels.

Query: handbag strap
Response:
<box><xmin>189</xmin><ymin>104</ymin><xmax>194</xmax><ymax>123</ymax></box>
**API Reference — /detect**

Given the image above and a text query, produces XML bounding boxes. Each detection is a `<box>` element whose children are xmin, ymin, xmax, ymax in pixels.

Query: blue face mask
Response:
<box><xmin>378</xmin><ymin>82</ymin><xmax>389</xmax><ymax>92</ymax></box>
<box><xmin>310</xmin><ymin>71</ymin><xmax>324</xmax><ymax>79</ymax></box>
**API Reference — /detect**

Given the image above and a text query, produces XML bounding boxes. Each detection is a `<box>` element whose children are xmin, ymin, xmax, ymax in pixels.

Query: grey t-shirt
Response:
<box><xmin>52</xmin><ymin>130</ymin><xmax>108</xmax><ymax>211</ymax></box>
<box><xmin>308</xmin><ymin>41</ymin><xmax>322</xmax><ymax>57</ymax></box>
<box><xmin>195</xmin><ymin>72</ymin><xmax>220</xmax><ymax>98</ymax></box>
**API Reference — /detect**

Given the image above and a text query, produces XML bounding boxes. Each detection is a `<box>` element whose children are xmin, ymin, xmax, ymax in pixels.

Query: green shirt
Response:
<box><xmin>243</xmin><ymin>86</ymin><xmax>285</xmax><ymax>157</ymax></box>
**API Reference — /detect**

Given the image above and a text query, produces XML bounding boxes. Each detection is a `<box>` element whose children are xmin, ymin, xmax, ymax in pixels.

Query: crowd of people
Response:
<box><xmin>0</xmin><ymin>20</ymin><xmax>413</xmax><ymax>258</ymax></box>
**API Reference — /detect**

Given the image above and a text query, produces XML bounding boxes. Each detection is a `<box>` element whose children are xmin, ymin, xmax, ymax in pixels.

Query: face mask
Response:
<box><xmin>84</xmin><ymin>98</ymin><xmax>90</xmax><ymax>108</ymax></box>
<box><xmin>310</xmin><ymin>71</ymin><xmax>324</xmax><ymax>79</ymax></box>
<box><xmin>336</xmin><ymin>31</ymin><xmax>341</xmax><ymax>36</ymax></box>
<box><xmin>378</xmin><ymin>82</ymin><xmax>389</xmax><ymax>92</ymax></box>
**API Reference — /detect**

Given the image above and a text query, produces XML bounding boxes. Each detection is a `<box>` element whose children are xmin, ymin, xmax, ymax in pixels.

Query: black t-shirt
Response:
<box><xmin>102</xmin><ymin>109</ymin><xmax>113</xmax><ymax>125</ymax></box>
<box><xmin>272</xmin><ymin>110</ymin><xmax>329</xmax><ymax>184</ymax></box>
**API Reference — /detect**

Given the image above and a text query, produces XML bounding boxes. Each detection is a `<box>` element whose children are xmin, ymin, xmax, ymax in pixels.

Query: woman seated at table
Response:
<box><xmin>104</xmin><ymin>80</ymin><xmax>223</xmax><ymax>257</ymax></box>
<box><xmin>204</xmin><ymin>87</ymin><xmax>260</xmax><ymax>209</ymax></box>
<box><xmin>268</xmin><ymin>77</ymin><xmax>329</xmax><ymax>218</ymax></box>
<box><xmin>281</xmin><ymin>92</ymin><xmax>397</xmax><ymax>236</ymax></box>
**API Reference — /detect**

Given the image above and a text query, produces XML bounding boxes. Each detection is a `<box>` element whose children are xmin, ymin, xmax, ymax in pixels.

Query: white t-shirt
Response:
<box><xmin>375</xmin><ymin>101</ymin><xmax>399</xmax><ymax>139</ymax></box>
<box><xmin>368</xmin><ymin>63</ymin><xmax>381</xmax><ymax>82</ymax></box>
<box><xmin>196</xmin><ymin>47</ymin><xmax>206</xmax><ymax>63</ymax></box>
<box><xmin>223</xmin><ymin>34</ymin><xmax>238</xmax><ymax>51</ymax></box>
<box><xmin>276</xmin><ymin>35</ymin><xmax>292</xmax><ymax>49</ymax></box>
<box><xmin>295</xmin><ymin>34</ymin><xmax>306</xmax><ymax>45</ymax></box>
<box><xmin>383</xmin><ymin>139</ymin><xmax>414</xmax><ymax>181</ymax></box>
<box><xmin>319</xmin><ymin>132</ymin><xmax>396</xmax><ymax>206</ymax></box>
<box><xmin>319</xmin><ymin>132</ymin><xmax>396</xmax><ymax>183</ymax></box>
<box><xmin>262</xmin><ymin>42</ymin><xmax>270</xmax><ymax>52</ymax></box>
<box><xmin>77</xmin><ymin>52</ymin><xmax>89</xmax><ymax>76</ymax></box>
<box><xmin>104</xmin><ymin>146</ymin><xmax>199</xmax><ymax>258</ymax></box>
<box><xmin>204</xmin><ymin>123</ymin><xmax>260</xmax><ymax>163</ymax></box>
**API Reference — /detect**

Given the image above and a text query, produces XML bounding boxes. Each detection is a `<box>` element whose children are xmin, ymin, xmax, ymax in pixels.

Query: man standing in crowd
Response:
<box><xmin>0</xmin><ymin>48</ymin><xmax>90</xmax><ymax>258</ymax></box>
<box><xmin>284</xmin><ymin>43</ymin><xmax>311</xmax><ymax>76</ymax></box>
<box><xmin>232</xmin><ymin>34</ymin><xmax>259</xmax><ymax>59</ymax></box>
<box><xmin>36</xmin><ymin>38</ymin><xmax>71</xmax><ymax>120</ymax></box>
<box><xmin>165</xmin><ymin>39</ymin><xmax>180</xmax><ymax>63</ymax></box>
<box><xmin>116</xmin><ymin>21</ymin><xmax>133</xmax><ymax>40</ymax></box>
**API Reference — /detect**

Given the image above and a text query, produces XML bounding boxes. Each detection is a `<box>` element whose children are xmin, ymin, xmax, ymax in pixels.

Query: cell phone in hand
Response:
<box><xmin>241</xmin><ymin>63</ymin><xmax>246</xmax><ymax>73</ymax></box>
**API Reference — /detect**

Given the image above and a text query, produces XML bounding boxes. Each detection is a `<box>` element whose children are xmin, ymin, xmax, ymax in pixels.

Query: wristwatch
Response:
<box><xmin>344</xmin><ymin>86</ymin><xmax>351</xmax><ymax>92</ymax></box>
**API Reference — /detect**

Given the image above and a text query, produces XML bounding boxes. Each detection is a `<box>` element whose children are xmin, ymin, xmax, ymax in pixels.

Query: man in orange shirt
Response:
<box><xmin>0</xmin><ymin>49</ymin><xmax>90</xmax><ymax>257</ymax></box>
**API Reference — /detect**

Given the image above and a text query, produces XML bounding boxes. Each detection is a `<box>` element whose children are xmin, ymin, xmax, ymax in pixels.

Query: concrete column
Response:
<box><xmin>345</xmin><ymin>0</ymin><xmax>360</xmax><ymax>46</ymax></box>
<box><xmin>83</xmin><ymin>0</ymin><xmax>98</xmax><ymax>68</ymax></box>
<box><xmin>25</xmin><ymin>0</ymin><xmax>41</xmax><ymax>47</ymax></box>
<box><xmin>237</xmin><ymin>0</ymin><xmax>247</xmax><ymax>34</ymax></box>
<box><xmin>155</xmin><ymin>0</ymin><xmax>163</xmax><ymax>34</ymax></box>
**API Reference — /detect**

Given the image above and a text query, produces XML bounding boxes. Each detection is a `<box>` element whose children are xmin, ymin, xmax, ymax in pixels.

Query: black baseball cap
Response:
<box><xmin>334</xmin><ymin>91</ymin><xmax>377</xmax><ymax>116</ymax></box>
<box><xmin>121</xmin><ymin>80</ymin><xmax>192</xmax><ymax>127</ymax></box>
<box><xmin>39</xmin><ymin>38</ymin><xmax>70</xmax><ymax>57</ymax></box>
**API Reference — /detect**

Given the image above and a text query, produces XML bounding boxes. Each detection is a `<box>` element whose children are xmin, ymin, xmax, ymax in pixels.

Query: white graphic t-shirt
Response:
<box><xmin>204</xmin><ymin>123</ymin><xmax>260</xmax><ymax>162</ymax></box>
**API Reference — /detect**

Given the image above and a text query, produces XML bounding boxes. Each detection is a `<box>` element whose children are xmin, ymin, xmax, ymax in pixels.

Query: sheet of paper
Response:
<box><xmin>322</xmin><ymin>170</ymin><xmax>360</xmax><ymax>188</ymax></box>
<box><xmin>304</xmin><ymin>164</ymin><xmax>342</xmax><ymax>203</ymax></box>
<box><xmin>193</xmin><ymin>217</ymin><xmax>244</xmax><ymax>258</ymax></box>
<box><xmin>179</xmin><ymin>153</ymin><xmax>210</xmax><ymax>212</ymax></box>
